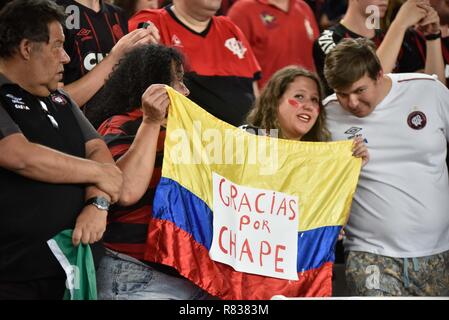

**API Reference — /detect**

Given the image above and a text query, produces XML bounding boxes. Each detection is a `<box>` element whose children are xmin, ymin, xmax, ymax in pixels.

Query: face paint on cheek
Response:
<box><xmin>288</xmin><ymin>98</ymin><xmax>299</xmax><ymax>108</ymax></box>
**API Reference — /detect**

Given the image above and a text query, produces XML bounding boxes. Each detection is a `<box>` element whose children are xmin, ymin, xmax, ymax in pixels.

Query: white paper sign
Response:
<box><xmin>209</xmin><ymin>172</ymin><xmax>299</xmax><ymax>280</ymax></box>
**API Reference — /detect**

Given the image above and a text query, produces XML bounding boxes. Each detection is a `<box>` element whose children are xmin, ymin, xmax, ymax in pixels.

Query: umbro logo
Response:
<box><xmin>344</xmin><ymin>127</ymin><xmax>367</xmax><ymax>143</ymax></box>
<box><xmin>77</xmin><ymin>28</ymin><xmax>91</xmax><ymax>37</ymax></box>
<box><xmin>344</xmin><ymin>127</ymin><xmax>362</xmax><ymax>135</ymax></box>
<box><xmin>77</xmin><ymin>28</ymin><xmax>93</xmax><ymax>41</ymax></box>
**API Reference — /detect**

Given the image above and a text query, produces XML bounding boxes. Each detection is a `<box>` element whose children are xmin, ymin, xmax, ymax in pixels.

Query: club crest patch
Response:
<box><xmin>51</xmin><ymin>94</ymin><xmax>67</xmax><ymax>105</ymax></box>
<box><xmin>407</xmin><ymin>111</ymin><xmax>426</xmax><ymax>130</ymax></box>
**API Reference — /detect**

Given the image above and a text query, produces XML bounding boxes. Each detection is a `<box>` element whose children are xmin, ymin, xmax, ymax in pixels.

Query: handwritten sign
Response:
<box><xmin>210</xmin><ymin>173</ymin><xmax>299</xmax><ymax>280</ymax></box>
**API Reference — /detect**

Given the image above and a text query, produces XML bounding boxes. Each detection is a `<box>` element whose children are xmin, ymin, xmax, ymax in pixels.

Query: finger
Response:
<box><xmin>81</xmin><ymin>229</ymin><xmax>91</xmax><ymax>245</ymax></box>
<box><xmin>353</xmin><ymin>146</ymin><xmax>368</xmax><ymax>157</ymax></box>
<box><xmin>96</xmin><ymin>231</ymin><xmax>104</xmax><ymax>242</ymax></box>
<box><xmin>89</xmin><ymin>233</ymin><xmax>97</xmax><ymax>244</ymax></box>
<box><xmin>72</xmin><ymin>227</ymin><xmax>82</xmax><ymax>246</ymax></box>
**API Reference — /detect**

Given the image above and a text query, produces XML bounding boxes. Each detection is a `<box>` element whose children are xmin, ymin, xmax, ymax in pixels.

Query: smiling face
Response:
<box><xmin>277</xmin><ymin>76</ymin><xmax>321</xmax><ymax>140</ymax></box>
<box><xmin>28</xmin><ymin>21</ymin><xmax>70</xmax><ymax>96</ymax></box>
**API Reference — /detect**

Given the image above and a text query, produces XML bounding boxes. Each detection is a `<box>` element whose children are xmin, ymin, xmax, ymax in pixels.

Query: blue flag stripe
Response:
<box><xmin>153</xmin><ymin>177</ymin><xmax>340</xmax><ymax>271</ymax></box>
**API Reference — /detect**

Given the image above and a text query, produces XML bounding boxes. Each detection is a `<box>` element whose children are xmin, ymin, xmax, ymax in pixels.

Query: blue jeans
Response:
<box><xmin>97</xmin><ymin>249</ymin><xmax>210</xmax><ymax>300</ymax></box>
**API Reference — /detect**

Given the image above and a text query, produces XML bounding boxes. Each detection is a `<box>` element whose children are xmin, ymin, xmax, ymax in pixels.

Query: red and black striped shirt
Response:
<box><xmin>97</xmin><ymin>109</ymin><xmax>165</xmax><ymax>260</ymax></box>
<box><xmin>57</xmin><ymin>0</ymin><xmax>128</xmax><ymax>85</ymax></box>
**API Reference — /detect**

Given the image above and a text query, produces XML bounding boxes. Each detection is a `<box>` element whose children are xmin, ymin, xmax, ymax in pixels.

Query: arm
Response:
<box><xmin>63</xmin><ymin>27</ymin><xmax>160</xmax><ymax>107</ymax></box>
<box><xmin>0</xmin><ymin>133</ymin><xmax>119</xmax><ymax>186</ymax></box>
<box><xmin>377</xmin><ymin>0</ymin><xmax>427</xmax><ymax>73</ymax></box>
<box><xmin>115</xmin><ymin>84</ymin><xmax>169</xmax><ymax>206</ymax></box>
<box><xmin>418</xmin><ymin>5</ymin><xmax>446</xmax><ymax>84</ymax></box>
<box><xmin>252</xmin><ymin>81</ymin><xmax>260</xmax><ymax>98</ymax></box>
<box><xmin>72</xmin><ymin>138</ymin><xmax>123</xmax><ymax>246</ymax></box>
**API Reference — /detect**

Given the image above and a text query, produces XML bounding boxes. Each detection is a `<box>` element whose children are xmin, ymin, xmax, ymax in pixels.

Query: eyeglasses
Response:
<box><xmin>39</xmin><ymin>100</ymin><xmax>59</xmax><ymax>130</ymax></box>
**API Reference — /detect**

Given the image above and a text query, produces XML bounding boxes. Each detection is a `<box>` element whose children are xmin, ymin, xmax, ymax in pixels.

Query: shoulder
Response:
<box><xmin>323</xmin><ymin>93</ymin><xmax>339</xmax><ymax>108</ymax></box>
<box><xmin>228</xmin><ymin>0</ymin><xmax>255</xmax><ymax>11</ymax></box>
<box><xmin>315</xmin><ymin>27</ymin><xmax>341</xmax><ymax>55</ymax></box>
<box><xmin>391</xmin><ymin>73</ymin><xmax>437</xmax><ymax>84</ymax></box>
<box><xmin>213</xmin><ymin>15</ymin><xmax>242</xmax><ymax>29</ymax></box>
<box><xmin>129</xmin><ymin>8</ymin><xmax>166</xmax><ymax>31</ymax></box>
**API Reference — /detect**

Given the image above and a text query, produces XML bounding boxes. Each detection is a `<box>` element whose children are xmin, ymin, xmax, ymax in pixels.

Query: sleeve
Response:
<box><xmin>61</xmin><ymin>90</ymin><xmax>101</xmax><ymax>143</ymax></box>
<box><xmin>128</xmin><ymin>9</ymin><xmax>162</xmax><ymax>32</ymax></box>
<box><xmin>435</xmin><ymin>81</ymin><xmax>449</xmax><ymax>142</ymax></box>
<box><xmin>97</xmin><ymin>118</ymin><xmax>133</xmax><ymax>161</ymax></box>
<box><xmin>0</xmin><ymin>102</ymin><xmax>21</xmax><ymax>139</ymax></box>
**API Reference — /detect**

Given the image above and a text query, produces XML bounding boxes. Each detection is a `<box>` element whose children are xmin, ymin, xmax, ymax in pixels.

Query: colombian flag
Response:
<box><xmin>144</xmin><ymin>87</ymin><xmax>361</xmax><ymax>299</ymax></box>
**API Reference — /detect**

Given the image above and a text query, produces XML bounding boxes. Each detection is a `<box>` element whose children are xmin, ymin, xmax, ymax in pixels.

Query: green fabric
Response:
<box><xmin>47</xmin><ymin>229</ymin><xmax>97</xmax><ymax>300</ymax></box>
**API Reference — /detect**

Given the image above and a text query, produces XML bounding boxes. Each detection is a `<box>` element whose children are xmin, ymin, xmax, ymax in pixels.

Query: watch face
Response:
<box><xmin>94</xmin><ymin>197</ymin><xmax>110</xmax><ymax>210</ymax></box>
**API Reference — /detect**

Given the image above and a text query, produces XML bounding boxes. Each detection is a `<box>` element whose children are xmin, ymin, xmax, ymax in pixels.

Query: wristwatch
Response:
<box><xmin>85</xmin><ymin>196</ymin><xmax>110</xmax><ymax>211</ymax></box>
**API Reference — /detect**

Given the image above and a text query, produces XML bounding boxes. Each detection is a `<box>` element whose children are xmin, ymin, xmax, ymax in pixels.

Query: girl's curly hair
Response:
<box><xmin>86</xmin><ymin>44</ymin><xmax>184</xmax><ymax>128</ymax></box>
<box><xmin>246</xmin><ymin>66</ymin><xmax>330</xmax><ymax>142</ymax></box>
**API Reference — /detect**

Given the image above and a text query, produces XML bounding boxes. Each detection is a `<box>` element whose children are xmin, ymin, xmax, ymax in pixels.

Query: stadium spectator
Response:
<box><xmin>129</xmin><ymin>0</ymin><xmax>261</xmax><ymax>127</ymax></box>
<box><xmin>324</xmin><ymin>38</ymin><xmax>449</xmax><ymax>296</ymax></box>
<box><xmin>0</xmin><ymin>0</ymin><xmax>122</xmax><ymax>299</ymax></box>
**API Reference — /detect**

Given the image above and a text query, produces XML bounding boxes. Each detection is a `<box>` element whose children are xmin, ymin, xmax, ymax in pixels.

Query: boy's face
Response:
<box><xmin>334</xmin><ymin>73</ymin><xmax>382</xmax><ymax>118</ymax></box>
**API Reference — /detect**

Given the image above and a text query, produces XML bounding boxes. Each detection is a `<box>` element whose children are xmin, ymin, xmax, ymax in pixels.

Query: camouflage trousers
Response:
<box><xmin>345</xmin><ymin>250</ymin><xmax>449</xmax><ymax>296</ymax></box>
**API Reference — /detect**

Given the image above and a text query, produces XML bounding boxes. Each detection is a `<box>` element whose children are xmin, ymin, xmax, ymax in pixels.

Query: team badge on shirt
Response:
<box><xmin>260</xmin><ymin>12</ymin><xmax>277</xmax><ymax>28</ymax></box>
<box><xmin>407</xmin><ymin>111</ymin><xmax>427</xmax><ymax>130</ymax></box>
<box><xmin>225</xmin><ymin>38</ymin><xmax>247</xmax><ymax>59</ymax></box>
<box><xmin>51</xmin><ymin>94</ymin><xmax>68</xmax><ymax>106</ymax></box>
<box><xmin>112</xmin><ymin>24</ymin><xmax>124</xmax><ymax>41</ymax></box>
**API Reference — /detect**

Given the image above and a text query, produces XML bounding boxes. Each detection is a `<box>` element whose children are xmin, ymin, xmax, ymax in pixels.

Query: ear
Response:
<box><xmin>376</xmin><ymin>69</ymin><xmax>384</xmax><ymax>81</ymax></box>
<box><xmin>18</xmin><ymin>39</ymin><xmax>33</xmax><ymax>60</ymax></box>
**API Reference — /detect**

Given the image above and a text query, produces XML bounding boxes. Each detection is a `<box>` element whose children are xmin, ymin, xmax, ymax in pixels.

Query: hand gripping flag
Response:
<box><xmin>47</xmin><ymin>229</ymin><xmax>97</xmax><ymax>300</ymax></box>
<box><xmin>145</xmin><ymin>87</ymin><xmax>361</xmax><ymax>299</ymax></box>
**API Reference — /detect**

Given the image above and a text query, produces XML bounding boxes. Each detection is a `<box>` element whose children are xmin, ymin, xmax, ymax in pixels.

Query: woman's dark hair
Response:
<box><xmin>86</xmin><ymin>44</ymin><xmax>184</xmax><ymax>128</ymax></box>
<box><xmin>0</xmin><ymin>0</ymin><xmax>66</xmax><ymax>58</ymax></box>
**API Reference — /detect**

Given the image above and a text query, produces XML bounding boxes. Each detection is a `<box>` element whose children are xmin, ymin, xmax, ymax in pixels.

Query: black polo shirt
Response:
<box><xmin>0</xmin><ymin>74</ymin><xmax>102</xmax><ymax>282</ymax></box>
